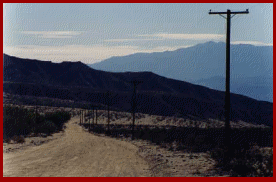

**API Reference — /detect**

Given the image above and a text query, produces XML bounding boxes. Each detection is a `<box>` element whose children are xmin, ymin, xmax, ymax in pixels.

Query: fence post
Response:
<box><xmin>81</xmin><ymin>110</ymin><xmax>83</xmax><ymax>125</ymax></box>
<box><xmin>89</xmin><ymin>109</ymin><xmax>91</xmax><ymax>130</ymax></box>
<box><xmin>80</xmin><ymin>110</ymin><xmax>81</xmax><ymax>125</ymax></box>
<box><xmin>92</xmin><ymin>107</ymin><xmax>94</xmax><ymax>128</ymax></box>
<box><xmin>96</xmin><ymin>107</ymin><xmax>98</xmax><ymax>125</ymax></box>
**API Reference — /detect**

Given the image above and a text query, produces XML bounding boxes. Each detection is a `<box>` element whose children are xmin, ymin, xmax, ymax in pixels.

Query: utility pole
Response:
<box><xmin>82</xmin><ymin>109</ymin><xmax>85</xmax><ymax>124</ymax></box>
<box><xmin>209</xmin><ymin>9</ymin><xmax>249</xmax><ymax>148</ymax></box>
<box><xmin>81</xmin><ymin>110</ymin><xmax>82</xmax><ymax>125</ymax></box>
<box><xmin>95</xmin><ymin>107</ymin><xmax>98</xmax><ymax>125</ymax></box>
<box><xmin>86</xmin><ymin>109</ymin><xmax>88</xmax><ymax>125</ymax></box>
<box><xmin>35</xmin><ymin>97</ymin><xmax>38</xmax><ymax>124</ymax></box>
<box><xmin>105</xmin><ymin>91</ymin><xmax>111</xmax><ymax>133</ymax></box>
<box><xmin>92</xmin><ymin>106</ymin><xmax>95</xmax><ymax>128</ymax></box>
<box><xmin>80</xmin><ymin>110</ymin><xmax>81</xmax><ymax>125</ymax></box>
<box><xmin>86</xmin><ymin>109</ymin><xmax>88</xmax><ymax>124</ymax></box>
<box><xmin>104</xmin><ymin>92</ymin><xmax>118</xmax><ymax>133</ymax></box>
<box><xmin>81</xmin><ymin>110</ymin><xmax>84</xmax><ymax>125</ymax></box>
<box><xmin>131</xmin><ymin>80</ymin><xmax>143</xmax><ymax>140</ymax></box>
<box><xmin>89</xmin><ymin>108</ymin><xmax>91</xmax><ymax>130</ymax></box>
<box><xmin>34</xmin><ymin>81</ymin><xmax>39</xmax><ymax>125</ymax></box>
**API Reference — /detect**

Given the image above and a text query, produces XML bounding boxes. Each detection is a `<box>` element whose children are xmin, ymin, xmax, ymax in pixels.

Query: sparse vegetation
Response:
<box><xmin>44</xmin><ymin>110</ymin><xmax>71</xmax><ymax>130</ymax></box>
<box><xmin>209</xmin><ymin>144</ymin><xmax>273</xmax><ymax>177</ymax></box>
<box><xmin>3</xmin><ymin>105</ymin><xmax>71</xmax><ymax>143</ymax></box>
<box><xmin>3</xmin><ymin>105</ymin><xmax>36</xmax><ymax>139</ymax></box>
<box><xmin>81</xmin><ymin>111</ymin><xmax>273</xmax><ymax>177</ymax></box>
<box><xmin>3</xmin><ymin>93</ymin><xmax>273</xmax><ymax>176</ymax></box>
<box><xmin>11</xmin><ymin>135</ymin><xmax>25</xmax><ymax>144</ymax></box>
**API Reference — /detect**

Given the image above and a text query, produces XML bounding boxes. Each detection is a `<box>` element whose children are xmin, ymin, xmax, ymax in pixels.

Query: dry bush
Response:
<box><xmin>156</xmin><ymin>116</ymin><xmax>165</xmax><ymax>122</ymax></box>
<box><xmin>3</xmin><ymin>138</ymin><xmax>11</xmax><ymax>144</ymax></box>
<box><xmin>178</xmin><ymin>119</ymin><xmax>185</xmax><ymax>124</ymax></box>
<box><xmin>209</xmin><ymin>144</ymin><xmax>273</xmax><ymax>177</ymax></box>
<box><xmin>136</xmin><ymin>113</ymin><xmax>145</xmax><ymax>119</ymax></box>
<box><xmin>35</xmin><ymin>120</ymin><xmax>58</xmax><ymax>134</ymax></box>
<box><xmin>3</xmin><ymin>105</ymin><xmax>36</xmax><ymax>138</ymax></box>
<box><xmin>11</xmin><ymin>135</ymin><xmax>25</xmax><ymax>144</ymax></box>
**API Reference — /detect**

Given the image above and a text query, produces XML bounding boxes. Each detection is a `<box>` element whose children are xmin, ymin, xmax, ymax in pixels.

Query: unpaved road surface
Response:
<box><xmin>3</xmin><ymin>117</ymin><xmax>152</xmax><ymax>177</ymax></box>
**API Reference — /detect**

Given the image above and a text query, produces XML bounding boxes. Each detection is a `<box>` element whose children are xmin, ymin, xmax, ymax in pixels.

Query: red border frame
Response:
<box><xmin>1</xmin><ymin>2</ymin><xmax>275</xmax><ymax>180</ymax></box>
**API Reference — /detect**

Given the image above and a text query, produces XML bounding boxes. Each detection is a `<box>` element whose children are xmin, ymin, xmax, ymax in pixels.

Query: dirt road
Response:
<box><xmin>3</xmin><ymin>117</ymin><xmax>152</xmax><ymax>177</ymax></box>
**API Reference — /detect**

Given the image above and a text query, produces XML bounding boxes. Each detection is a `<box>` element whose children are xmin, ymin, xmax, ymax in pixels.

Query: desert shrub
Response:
<box><xmin>3</xmin><ymin>106</ymin><xmax>71</xmax><ymax>139</ymax></box>
<box><xmin>35</xmin><ymin>113</ymin><xmax>46</xmax><ymax>124</ymax></box>
<box><xmin>3</xmin><ymin>137</ymin><xmax>11</xmax><ymax>144</ymax></box>
<box><xmin>11</xmin><ymin>135</ymin><xmax>25</xmax><ymax>143</ymax></box>
<box><xmin>209</xmin><ymin>147</ymin><xmax>227</xmax><ymax>165</ymax></box>
<box><xmin>209</xmin><ymin>144</ymin><xmax>273</xmax><ymax>177</ymax></box>
<box><xmin>3</xmin><ymin>105</ymin><xmax>36</xmax><ymax>138</ymax></box>
<box><xmin>191</xmin><ymin>135</ymin><xmax>210</xmax><ymax>152</ymax></box>
<box><xmin>35</xmin><ymin>120</ymin><xmax>58</xmax><ymax>134</ymax></box>
<box><xmin>44</xmin><ymin>111</ymin><xmax>71</xmax><ymax>130</ymax></box>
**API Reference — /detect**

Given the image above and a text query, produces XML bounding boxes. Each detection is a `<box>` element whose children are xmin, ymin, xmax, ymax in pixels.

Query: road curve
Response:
<box><xmin>3</xmin><ymin>117</ymin><xmax>152</xmax><ymax>177</ymax></box>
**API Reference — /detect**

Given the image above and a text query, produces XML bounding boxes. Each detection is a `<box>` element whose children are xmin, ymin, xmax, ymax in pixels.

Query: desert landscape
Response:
<box><xmin>2</xmin><ymin>106</ymin><xmax>226</xmax><ymax>177</ymax></box>
<box><xmin>3</xmin><ymin>102</ymin><xmax>273</xmax><ymax>177</ymax></box>
<box><xmin>3</xmin><ymin>3</ymin><xmax>273</xmax><ymax>177</ymax></box>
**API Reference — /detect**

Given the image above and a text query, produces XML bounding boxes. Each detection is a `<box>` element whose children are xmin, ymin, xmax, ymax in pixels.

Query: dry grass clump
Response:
<box><xmin>3</xmin><ymin>138</ymin><xmax>11</xmax><ymax>144</ymax></box>
<box><xmin>11</xmin><ymin>135</ymin><xmax>25</xmax><ymax>144</ymax></box>
<box><xmin>209</xmin><ymin>144</ymin><xmax>273</xmax><ymax>177</ymax></box>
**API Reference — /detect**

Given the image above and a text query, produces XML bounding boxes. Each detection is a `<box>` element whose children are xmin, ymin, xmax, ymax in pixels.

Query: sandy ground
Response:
<box><xmin>4</xmin><ymin>108</ymin><xmax>268</xmax><ymax>177</ymax></box>
<box><xmin>100</xmin><ymin>135</ymin><xmax>227</xmax><ymax>177</ymax></box>
<box><xmin>3</xmin><ymin>117</ymin><xmax>152</xmax><ymax>177</ymax></box>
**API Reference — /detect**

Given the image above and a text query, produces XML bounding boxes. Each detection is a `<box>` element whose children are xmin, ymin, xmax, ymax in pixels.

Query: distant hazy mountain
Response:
<box><xmin>3</xmin><ymin>54</ymin><xmax>273</xmax><ymax>127</ymax></box>
<box><xmin>89</xmin><ymin>41</ymin><xmax>273</xmax><ymax>102</ymax></box>
<box><xmin>194</xmin><ymin>76</ymin><xmax>273</xmax><ymax>102</ymax></box>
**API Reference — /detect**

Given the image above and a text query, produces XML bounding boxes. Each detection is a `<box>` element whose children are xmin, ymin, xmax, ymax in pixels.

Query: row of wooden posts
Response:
<box><xmin>79</xmin><ymin>83</ymin><xmax>140</xmax><ymax>139</ymax></box>
<box><xmin>79</xmin><ymin>107</ymin><xmax>98</xmax><ymax>130</ymax></box>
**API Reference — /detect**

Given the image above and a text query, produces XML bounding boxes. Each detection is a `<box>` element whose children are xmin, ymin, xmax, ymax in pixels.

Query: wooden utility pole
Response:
<box><xmin>35</xmin><ymin>97</ymin><xmax>38</xmax><ymax>124</ymax></box>
<box><xmin>80</xmin><ymin>110</ymin><xmax>81</xmax><ymax>125</ymax></box>
<box><xmin>92</xmin><ymin>107</ymin><xmax>94</xmax><ymax>128</ymax></box>
<box><xmin>81</xmin><ymin>110</ymin><xmax>83</xmax><ymax>124</ymax></box>
<box><xmin>34</xmin><ymin>82</ymin><xmax>39</xmax><ymax>125</ymax></box>
<box><xmin>105</xmin><ymin>91</ymin><xmax>111</xmax><ymax>133</ymax></box>
<box><xmin>131</xmin><ymin>80</ymin><xmax>143</xmax><ymax>140</ymax></box>
<box><xmin>95</xmin><ymin>107</ymin><xmax>98</xmax><ymax>125</ymax></box>
<box><xmin>86</xmin><ymin>109</ymin><xmax>88</xmax><ymax>124</ymax></box>
<box><xmin>82</xmin><ymin>109</ymin><xmax>85</xmax><ymax>124</ymax></box>
<box><xmin>89</xmin><ymin>109</ymin><xmax>91</xmax><ymax>130</ymax></box>
<box><xmin>82</xmin><ymin>110</ymin><xmax>83</xmax><ymax>124</ymax></box>
<box><xmin>209</xmin><ymin>9</ymin><xmax>249</xmax><ymax>147</ymax></box>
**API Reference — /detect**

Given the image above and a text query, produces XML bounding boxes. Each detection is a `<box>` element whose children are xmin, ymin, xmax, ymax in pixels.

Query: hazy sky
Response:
<box><xmin>3</xmin><ymin>3</ymin><xmax>273</xmax><ymax>64</ymax></box>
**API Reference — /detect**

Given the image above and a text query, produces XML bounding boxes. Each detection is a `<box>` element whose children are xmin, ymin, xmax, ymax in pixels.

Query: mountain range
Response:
<box><xmin>3</xmin><ymin>54</ymin><xmax>273</xmax><ymax>127</ymax></box>
<box><xmin>89</xmin><ymin>41</ymin><xmax>273</xmax><ymax>102</ymax></box>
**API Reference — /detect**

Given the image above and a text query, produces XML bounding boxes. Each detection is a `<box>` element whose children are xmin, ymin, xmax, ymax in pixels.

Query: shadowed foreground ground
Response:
<box><xmin>3</xmin><ymin>117</ymin><xmax>152</xmax><ymax>177</ymax></box>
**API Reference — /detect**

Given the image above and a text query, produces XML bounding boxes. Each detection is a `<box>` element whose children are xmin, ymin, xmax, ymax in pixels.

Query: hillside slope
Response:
<box><xmin>3</xmin><ymin>54</ymin><xmax>273</xmax><ymax>127</ymax></box>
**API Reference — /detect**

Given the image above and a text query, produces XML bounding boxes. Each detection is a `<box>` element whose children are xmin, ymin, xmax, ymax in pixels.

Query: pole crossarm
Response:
<box><xmin>209</xmin><ymin>9</ymin><xmax>249</xmax><ymax>15</ymax></box>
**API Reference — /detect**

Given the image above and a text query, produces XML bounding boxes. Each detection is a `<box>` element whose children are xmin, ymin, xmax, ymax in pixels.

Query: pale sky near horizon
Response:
<box><xmin>3</xmin><ymin>3</ymin><xmax>273</xmax><ymax>64</ymax></box>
